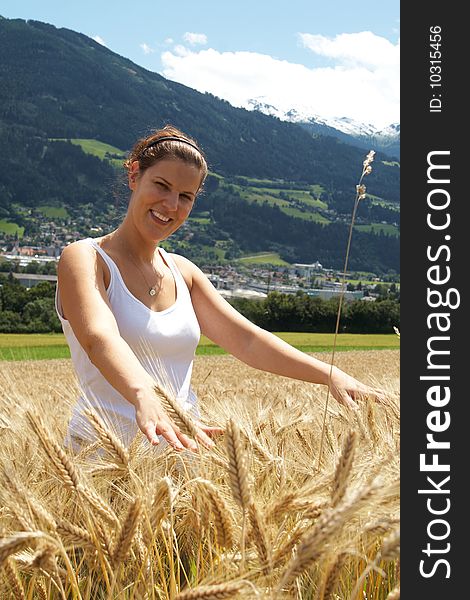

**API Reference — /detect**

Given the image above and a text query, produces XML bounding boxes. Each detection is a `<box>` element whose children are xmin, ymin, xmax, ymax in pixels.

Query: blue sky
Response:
<box><xmin>1</xmin><ymin>1</ymin><xmax>399</xmax><ymax>128</ymax></box>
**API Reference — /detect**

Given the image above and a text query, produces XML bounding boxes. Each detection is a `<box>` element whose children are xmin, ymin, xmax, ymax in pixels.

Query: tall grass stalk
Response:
<box><xmin>317</xmin><ymin>150</ymin><xmax>377</xmax><ymax>469</ymax></box>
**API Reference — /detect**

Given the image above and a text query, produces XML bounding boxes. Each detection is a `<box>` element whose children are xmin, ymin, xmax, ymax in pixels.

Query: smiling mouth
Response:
<box><xmin>150</xmin><ymin>209</ymin><xmax>172</xmax><ymax>224</ymax></box>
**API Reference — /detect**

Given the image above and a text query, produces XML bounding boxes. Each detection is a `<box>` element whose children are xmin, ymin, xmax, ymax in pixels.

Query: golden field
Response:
<box><xmin>0</xmin><ymin>350</ymin><xmax>400</xmax><ymax>599</ymax></box>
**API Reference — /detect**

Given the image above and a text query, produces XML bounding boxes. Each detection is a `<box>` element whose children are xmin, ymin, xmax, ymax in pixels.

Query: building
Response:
<box><xmin>11</xmin><ymin>273</ymin><xmax>58</xmax><ymax>288</ymax></box>
<box><xmin>292</xmin><ymin>262</ymin><xmax>323</xmax><ymax>277</ymax></box>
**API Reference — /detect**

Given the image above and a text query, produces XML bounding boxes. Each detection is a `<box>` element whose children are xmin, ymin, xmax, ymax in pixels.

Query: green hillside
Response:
<box><xmin>0</xmin><ymin>16</ymin><xmax>400</xmax><ymax>273</ymax></box>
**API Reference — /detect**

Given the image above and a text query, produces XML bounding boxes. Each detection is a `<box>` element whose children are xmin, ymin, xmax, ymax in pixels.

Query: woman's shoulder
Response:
<box><xmin>167</xmin><ymin>252</ymin><xmax>200</xmax><ymax>290</ymax></box>
<box><xmin>58</xmin><ymin>238</ymin><xmax>107</xmax><ymax>278</ymax></box>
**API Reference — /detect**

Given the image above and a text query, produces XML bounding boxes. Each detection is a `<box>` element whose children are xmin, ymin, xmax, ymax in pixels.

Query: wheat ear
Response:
<box><xmin>26</xmin><ymin>414</ymin><xmax>117</xmax><ymax>529</ymax></box>
<box><xmin>143</xmin><ymin>476</ymin><xmax>172</xmax><ymax>546</ymax></box>
<box><xmin>35</xmin><ymin>577</ymin><xmax>48</xmax><ymax>600</ymax></box>
<box><xmin>154</xmin><ymin>385</ymin><xmax>200</xmax><ymax>440</ymax></box>
<box><xmin>331</xmin><ymin>430</ymin><xmax>356</xmax><ymax>507</ymax></box>
<box><xmin>2</xmin><ymin>558</ymin><xmax>25</xmax><ymax>599</ymax></box>
<box><xmin>364</xmin><ymin>517</ymin><xmax>400</xmax><ymax>537</ymax></box>
<box><xmin>0</xmin><ymin>532</ymin><xmax>46</xmax><ymax>568</ymax></box>
<box><xmin>26</xmin><ymin>411</ymin><xmax>80</xmax><ymax>490</ymax></box>
<box><xmin>247</xmin><ymin>501</ymin><xmax>271</xmax><ymax>572</ymax></box>
<box><xmin>56</xmin><ymin>519</ymin><xmax>95</xmax><ymax>550</ymax></box>
<box><xmin>225</xmin><ymin>418</ymin><xmax>251</xmax><ymax>511</ymax></box>
<box><xmin>195</xmin><ymin>479</ymin><xmax>235</xmax><ymax>549</ymax></box>
<box><xmin>84</xmin><ymin>409</ymin><xmax>129</xmax><ymax>469</ymax></box>
<box><xmin>386</xmin><ymin>585</ymin><xmax>400</xmax><ymax>600</ymax></box>
<box><xmin>112</xmin><ymin>497</ymin><xmax>142</xmax><ymax>568</ymax></box>
<box><xmin>79</xmin><ymin>484</ymin><xmax>119</xmax><ymax>527</ymax></box>
<box><xmin>1</xmin><ymin>466</ymin><xmax>57</xmax><ymax>531</ymax></box>
<box><xmin>278</xmin><ymin>483</ymin><xmax>377</xmax><ymax>591</ymax></box>
<box><xmin>30</xmin><ymin>544</ymin><xmax>57</xmax><ymax>574</ymax></box>
<box><xmin>317</xmin><ymin>552</ymin><xmax>348</xmax><ymax>600</ymax></box>
<box><xmin>175</xmin><ymin>581</ymin><xmax>249</xmax><ymax>599</ymax></box>
<box><xmin>240</xmin><ymin>427</ymin><xmax>273</xmax><ymax>462</ymax></box>
<box><xmin>380</xmin><ymin>527</ymin><xmax>400</xmax><ymax>561</ymax></box>
<box><xmin>94</xmin><ymin>520</ymin><xmax>113</xmax><ymax>565</ymax></box>
<box><xmin>272</xmin><ymin>522</ymin><xmax>311</xmax><ymax>568</ymax></box>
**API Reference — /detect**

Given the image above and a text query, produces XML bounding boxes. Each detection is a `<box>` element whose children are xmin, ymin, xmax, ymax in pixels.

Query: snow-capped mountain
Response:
<box><xmin>246</xmin><ymin>98</ymin><xmax>400</xmax><ymax>159</ymax></box>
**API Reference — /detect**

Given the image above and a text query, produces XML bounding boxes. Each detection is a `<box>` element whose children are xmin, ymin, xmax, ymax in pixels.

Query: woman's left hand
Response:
<box><xmin>327</xmin><ymin>366</ymin><xmax>388</xmax><ymax>410</ymax></box>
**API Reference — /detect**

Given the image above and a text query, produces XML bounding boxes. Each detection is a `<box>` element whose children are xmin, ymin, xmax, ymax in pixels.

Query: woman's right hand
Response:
<box><xmin>134</xmin><ymin>396</ymin><xmax>222</xmax><ymax>452</ymax></box>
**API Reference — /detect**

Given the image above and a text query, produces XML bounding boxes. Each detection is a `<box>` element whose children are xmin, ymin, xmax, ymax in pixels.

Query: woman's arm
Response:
<box><xmin>176</xmin><ymin>256</ymin><xmax>384</xmax><ymax>409</ymax></box>
<box><xmin>58</xmin><ymin>243</ymin><xmax>217</xmax><ymax>449</ymax></box>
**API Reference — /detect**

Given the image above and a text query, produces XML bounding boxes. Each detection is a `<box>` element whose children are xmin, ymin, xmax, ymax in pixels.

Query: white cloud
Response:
<box><xmin>161</xmin><ymin>31</ymin><xmax>399</xmax><ymax>129</ymax></box>
<box><xmin>140</xmin><ymin>42</ymin><xmax>155</xmax><ymax>55</ymax></box>
<box><xmin>164</xmin><ymin>37</ymin><xmax>174</xmax><ymax>45</ymax></box>
<box><xmin>173</xmin><ymin>44</ymin><xmax>191</xmax><ymax>57</ymax></box>
<box><xmin>93</xmin><ymin>35</ymin><xmax>107</xmax><ymax>47</ymax></box>
<box><xmin>183</xmin><ymin>32</ymin><xmax>208</xmax><ymax>46</ymax></box>
<box><xmin>299</xmin><ymin>31</ymin><xmax>398</xmax><ymax>69</ymax></box>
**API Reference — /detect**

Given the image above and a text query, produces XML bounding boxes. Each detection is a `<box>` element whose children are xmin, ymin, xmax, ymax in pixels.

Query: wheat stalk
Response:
<box><xmin>349</xmin><ymin>526</ymin><xmax>400</xmax><ymax>600</ymax></box>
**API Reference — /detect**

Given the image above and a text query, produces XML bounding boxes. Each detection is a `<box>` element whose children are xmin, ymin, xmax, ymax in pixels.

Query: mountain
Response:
<box><xmin>0</xmin><ymin>17</ymin><xmax>400</xmax><ymax>274</ymax></box>
<box><xmin>246</xmin><ymin>98</ymin><xmax>400</xmax><ymax>159</ymax></box>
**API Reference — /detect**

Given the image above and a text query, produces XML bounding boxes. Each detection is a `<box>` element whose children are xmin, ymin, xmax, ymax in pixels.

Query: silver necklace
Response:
<box><xmin>127</xmin><ymin>251</ymin><xmax>163</xmax><ymax>297</ymax></box>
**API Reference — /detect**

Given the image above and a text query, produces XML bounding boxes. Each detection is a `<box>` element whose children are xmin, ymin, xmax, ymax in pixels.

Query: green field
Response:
<box><xmin>0</xmin><ymin>332</ymin><xmax>399</xmax><ymax>361</ymax></box>
<box><xmin>36</xmin><ymin>205</ymin><xmax>69</xmax><ymax>218</ymax></box>
<box><xmin>237</xmin><ymin>252</ymin><xmax>290</xmax><ymax>266</ymax></box>
<box><xmin>228</xmin><ymin>180</ymin><xmax>330</xmax><ymax>224</ymax></box>
<box><xmin>0</xmin><ymin>219</ymin><xmax>24</xmax><ymax>237</ymax></box>
<box><xmin>355</xmin><ymin>223</ymin><xmax>400</xmax><ymax>237</ymax></box>
<box><xmin>51</xmin><ymin>138</ymin><xmax>126</xmax><ymax>168</ymax></box>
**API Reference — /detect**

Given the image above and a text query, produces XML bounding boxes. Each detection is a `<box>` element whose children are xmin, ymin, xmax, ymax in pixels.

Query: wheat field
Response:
<box><xmin>0</xmin><ymin>350</ymin><xmax>399</xmax><ymax>599</ymax></box>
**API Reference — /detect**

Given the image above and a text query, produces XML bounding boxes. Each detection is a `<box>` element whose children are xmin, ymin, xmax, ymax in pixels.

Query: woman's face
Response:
<box><xmin>128</xmin><ymin>158</ymin><xmax>202</xmax><ymax>242</ymax></box>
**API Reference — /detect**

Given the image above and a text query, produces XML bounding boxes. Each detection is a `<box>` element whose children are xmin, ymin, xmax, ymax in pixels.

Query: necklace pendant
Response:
<box><xmin>149</xmin><ymin>288</ymin><xmax>157</xmax><ymax>296</ymax></box>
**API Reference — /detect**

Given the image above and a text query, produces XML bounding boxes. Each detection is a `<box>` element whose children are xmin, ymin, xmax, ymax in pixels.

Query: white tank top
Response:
<box><xmin>55</xmin><ymin>237</ymin><xmax>201</xmax><ymax>445</ymax></box>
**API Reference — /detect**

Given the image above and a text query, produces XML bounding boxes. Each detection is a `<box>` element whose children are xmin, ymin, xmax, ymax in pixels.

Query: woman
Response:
<box><xmin>56</xmin><ymin>125</ymin><xmax>383</xmax><ymax>452</ymax></box>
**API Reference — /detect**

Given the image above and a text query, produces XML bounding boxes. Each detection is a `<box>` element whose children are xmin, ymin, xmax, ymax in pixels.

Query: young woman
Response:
<box><xmin>56</xmin><ymin>125</ymin><xmax>383</xmax><ymax>452</ymax></box>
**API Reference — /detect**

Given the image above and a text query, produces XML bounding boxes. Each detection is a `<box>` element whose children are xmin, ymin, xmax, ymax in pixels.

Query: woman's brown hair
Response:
<box><xmin>124</xmin><ymin>125</ymin><xmax>208</xmax><ymax>192</ymax></box>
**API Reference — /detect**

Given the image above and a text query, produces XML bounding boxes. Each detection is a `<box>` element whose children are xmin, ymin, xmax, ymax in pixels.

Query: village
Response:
<box><xmin>0</xmin><ymin>209</ymin><xmax>397</xmax><ymax>301</ymax></box>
